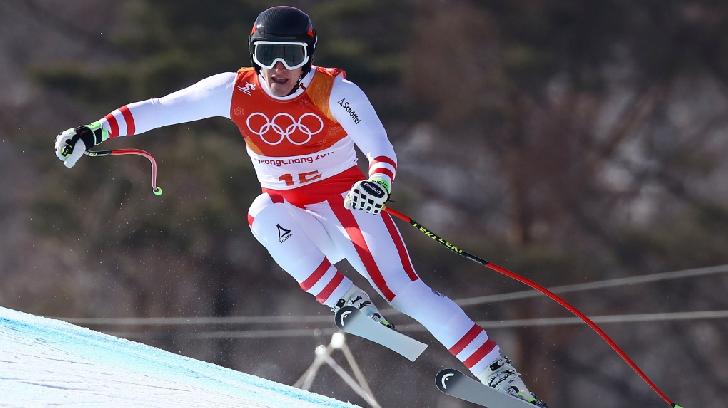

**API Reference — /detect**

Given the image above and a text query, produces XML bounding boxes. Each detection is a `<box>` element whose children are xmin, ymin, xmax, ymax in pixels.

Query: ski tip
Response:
<box><xmin>435</xmin><ymin>368</ymin><xmax>462</xmax><ymax>393</ymax></box>
<box><xmin>334</xmin><ymin>305</ymin><xmax>359</xmax><ymax>329</ymax></box>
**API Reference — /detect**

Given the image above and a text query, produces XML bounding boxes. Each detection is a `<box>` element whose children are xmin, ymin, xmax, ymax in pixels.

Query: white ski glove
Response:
<box><xmin>344</xmin><ymin>177</ymin><xmax>390</xmax><ymax>215</ymax></box>
<box><xmin>54</xmin><ymin>121</ymin><xmax>109</xmax><ymax>168</ymax></box>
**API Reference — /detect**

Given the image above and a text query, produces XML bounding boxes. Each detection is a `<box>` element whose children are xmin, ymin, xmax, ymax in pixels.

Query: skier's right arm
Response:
<box><xmin>54</xmin><ymin>72</ymin><xmax>237</xmax><ymax>168</ymax></box>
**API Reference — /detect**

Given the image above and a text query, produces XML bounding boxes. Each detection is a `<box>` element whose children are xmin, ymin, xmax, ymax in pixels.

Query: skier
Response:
<box><xmin>54</xmin><ymin>6</ymin><xmax>545</xmax><ymax>406</ymax></box>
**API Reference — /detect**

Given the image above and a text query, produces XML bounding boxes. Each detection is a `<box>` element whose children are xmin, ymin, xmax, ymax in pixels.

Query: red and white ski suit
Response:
<box><xmin>96</xmin><ymin>66</ymin><xmax>501</xmax><ymax>375</ymax></box>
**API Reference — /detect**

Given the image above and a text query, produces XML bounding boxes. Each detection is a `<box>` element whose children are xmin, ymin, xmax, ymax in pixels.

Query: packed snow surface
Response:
<box><xmin>0</xmin><ymin>306</ymin><xmax>358</xmax><ymax>407</ymax></box>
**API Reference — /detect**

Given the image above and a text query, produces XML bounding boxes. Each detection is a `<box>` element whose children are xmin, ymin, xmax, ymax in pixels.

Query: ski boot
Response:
<box><xmin>475</xmin><ymin>355</ymin><xmax>548</xmax><ymax>407</ymax></box>
<box><xmin>333</xmin><ymin>286</ymin><xmax>394</xmax><ymax>329</ymax></box>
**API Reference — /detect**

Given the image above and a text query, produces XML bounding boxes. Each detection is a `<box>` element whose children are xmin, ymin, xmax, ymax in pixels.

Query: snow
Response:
<box><xmin>0</xmin><ymin>306</ymin><xmax>359</xmax><ymax>407</ymax></box>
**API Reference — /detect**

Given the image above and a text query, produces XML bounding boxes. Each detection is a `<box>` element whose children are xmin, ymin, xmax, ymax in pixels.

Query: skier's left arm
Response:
<box><xmin>331</xmin><ymin>76</ymin><xmax>397</xmax><ymax>215</ymax></box>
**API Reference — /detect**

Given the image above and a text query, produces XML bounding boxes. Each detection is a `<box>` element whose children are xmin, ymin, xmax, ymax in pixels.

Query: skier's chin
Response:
<box><xmin>269</xmin><ymin>79</ymin><xmax>294</xmax><ymax>97</ymax></box>
<box><xmin>262</xmin><ymin>66</ymin><xmax>302</xmax><ymax>97</ymax></box>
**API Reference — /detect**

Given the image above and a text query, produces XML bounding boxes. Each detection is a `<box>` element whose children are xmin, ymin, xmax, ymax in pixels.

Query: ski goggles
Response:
<box><xmin>252</xmin><ymin>41</ymin><xmax>309</xmax><ymax>70</ymax></box>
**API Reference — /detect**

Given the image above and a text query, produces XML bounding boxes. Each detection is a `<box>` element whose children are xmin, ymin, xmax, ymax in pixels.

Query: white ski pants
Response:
<box><xmin>247</xmin><ymin>192</ymin><xmax>501</xmax><ymax>375</ymax></box>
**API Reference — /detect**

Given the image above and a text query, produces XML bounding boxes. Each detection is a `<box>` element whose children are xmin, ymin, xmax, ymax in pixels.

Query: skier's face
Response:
<box><xmin>261</xmin><ymin>62</ymin><xmax>303</xmax><ymax>97</ymax></box>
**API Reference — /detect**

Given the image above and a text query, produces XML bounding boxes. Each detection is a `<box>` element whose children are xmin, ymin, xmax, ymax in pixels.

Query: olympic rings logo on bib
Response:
<box><xmin>245</xmin><ymin>112</ymin><xmax>324</xmax><ymax>145</ymax></box>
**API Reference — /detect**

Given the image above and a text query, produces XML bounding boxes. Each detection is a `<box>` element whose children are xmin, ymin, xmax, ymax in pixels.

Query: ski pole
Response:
<box><xmin>82</xmin><ymin>148</ymin><xmax>679</xmax><ymax>406</ymax></box>
<box><xmin>84</xmin><ymin>149</ymin><xmax>163</xmax><ymax>196</ymax></box>
<box><xmin>383</xmin><ymin>206</ymin><xmax>682</xmax><ymax>408</ymax></box>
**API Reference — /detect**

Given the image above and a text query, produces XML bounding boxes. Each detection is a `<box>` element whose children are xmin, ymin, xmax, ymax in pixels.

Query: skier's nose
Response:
<box><xmin>273</xmin><ymin>61</ymin><xmax>287</xmax><ymax>72</ymax></box>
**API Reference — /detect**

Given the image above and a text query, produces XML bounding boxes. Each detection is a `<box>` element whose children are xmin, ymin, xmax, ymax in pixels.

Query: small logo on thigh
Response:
<box><xmin>277</xmin><ymin>224</ymin><xmax>292</xmax><ymax>243</ymax></box>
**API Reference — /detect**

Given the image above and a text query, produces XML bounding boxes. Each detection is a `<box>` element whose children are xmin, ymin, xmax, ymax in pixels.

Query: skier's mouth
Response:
<box><xmin>270</xmin><ymin>76</ymin><xmax>289</xmax><ymax>85</ymax></box>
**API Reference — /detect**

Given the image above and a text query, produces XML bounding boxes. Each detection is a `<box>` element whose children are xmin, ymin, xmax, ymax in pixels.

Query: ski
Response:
<box><xmin>435</xmin><ymin>368</ymin><xmax>537</xmax><ymax>408</ymax></box>
<box><xmin>334</xmin><ymin>305</ymin><xmax>427</xmax><ymax>361</ymax></box>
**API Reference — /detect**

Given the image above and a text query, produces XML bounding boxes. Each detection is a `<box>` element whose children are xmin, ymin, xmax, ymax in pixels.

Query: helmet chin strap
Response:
<box><xmin>289</xmin><ymin>72</ymin><xmax>307</xmax><ymax>94</ymax></box>
<box><xmin>291</xmin><ymin>61</ymin><xmax>312</xmax><ymax>94</ymax></box>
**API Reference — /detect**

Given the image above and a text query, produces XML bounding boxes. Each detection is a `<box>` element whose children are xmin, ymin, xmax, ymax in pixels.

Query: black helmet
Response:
<box><xmin>249</xmin><ymin>6</ymin><xmax>317</xmax><ymax>73</ymax></box>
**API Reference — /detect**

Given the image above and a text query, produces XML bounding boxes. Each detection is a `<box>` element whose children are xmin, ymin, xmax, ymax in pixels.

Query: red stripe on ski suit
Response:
<box><xmin>105</xmin><ymin>113</ymin><xmax>119</xmax><ymax>137</ymax></box>
<box><xmin>381</xmin><ymin>212</ymin><xmax>418</xmax><ymax>281</ymax></box>
<box><xmin>449</xmin><ymin>323</ymin><xmax>483</xmax><ymax>356</ymax></box>
<box><xmin>464</xmin><ymin>338</ymin><xmax>497</xmax><ymax>369</ymax></box>
<box><xmin>371</xmin><ymin>167</ymin><xmax>395</xmax><ymax>180</ymax></box>
<box><xmin>316</xmin><ymin>272</ymin><xmax>345</xmax><ymax>304</ymax></box>
<box><xmin>329</xmin><ymin>196</ymin><xmax>396</xmax><ymax>301</ymax></box>
<box><xmin>119</xmin><ymin>105</ymin><xmax>135</xmax><ymax>136</ymax></box>
<box><xmin>300</xmin><ymin>258</ymin><xmax>332</xmax><ymax>291</ymax></box>
<box><xmin>369</xmin><ymin>156</ymin><xmax>397</xmax><ymax>170</ymax></box>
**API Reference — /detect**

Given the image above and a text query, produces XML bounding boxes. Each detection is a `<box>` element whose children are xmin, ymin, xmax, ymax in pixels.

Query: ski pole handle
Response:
<box><xmin>84</xmin><ymin>148</ymin><xmax>163</xmax><ymax>196</ymax></box>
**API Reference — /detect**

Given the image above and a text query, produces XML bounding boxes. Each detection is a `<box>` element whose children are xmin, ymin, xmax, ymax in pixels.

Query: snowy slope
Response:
<box><xmin>0</xmin><ymin>306</ymin><xmax>359</xmax><ymax>408</ymax></box>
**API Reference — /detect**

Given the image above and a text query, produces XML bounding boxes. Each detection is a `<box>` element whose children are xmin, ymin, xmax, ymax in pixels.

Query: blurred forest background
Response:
<box><xmin>2</xmin><ymin>0</ymin><xmax>728</xmax><ymax>407</ymax></box>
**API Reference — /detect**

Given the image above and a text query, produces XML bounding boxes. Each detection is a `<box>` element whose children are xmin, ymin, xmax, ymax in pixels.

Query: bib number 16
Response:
<box><xmin>279</xmin><ymin>170</ymin><xmax>322</xmax><ymax>186</ymax></box>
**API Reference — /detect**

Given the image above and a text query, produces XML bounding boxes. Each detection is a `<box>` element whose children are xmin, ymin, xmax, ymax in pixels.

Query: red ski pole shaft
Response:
<box><xmin>84</xmin><ymin>148</ymin><xmax>163</xmax><ymax>196</ymax></box>
<box><xmin>384</xmin><ymin>206</ymin><xmax>680</xmax><ymax>407</ymax></box>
